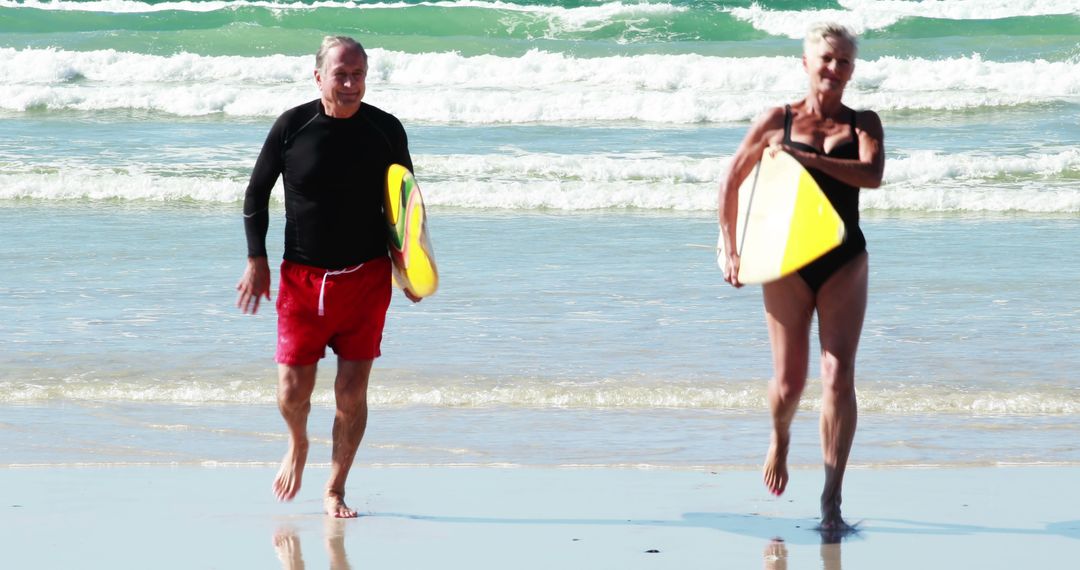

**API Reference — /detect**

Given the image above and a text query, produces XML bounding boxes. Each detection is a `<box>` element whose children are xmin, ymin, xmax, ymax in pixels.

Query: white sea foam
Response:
<box><xmin>0</xmin><ymin>48</ymin><xmax>309</xmax><ymax>85</ymax></box>
<box><xmin>6</xmin><ymin>0</ymin><xmax>1073</xmax><ymax>25</ymax></box>
<box><xmin>3</xmin><ymin>48</ymin><xmax>1077</xmax><ymax>121</ymax></box>
<box><xmin>0</xmin><ymin>0</ymin><xmax>683</xmax><ymax>19</ymax></box>
<box><xmin>887</xmin><ymin>149</ymin><xmax>1080</xmax><ymax>184</ymax></box>
<box><xmin>426</xmin><ymin>150</ymin><xmax>1080</xmax><ymax>212</ymax></box>
<box><xmin>0</xmin><ymin>170</ymin><xmax>257</xmax><ymax>202</ymax></box>
<box><xmin>731</xmin><ymin>0</ymin><xmax>1080</xmax><ymax>39</ymax></box>
<box><xmin>4</xmin><ymin>149</ymin><xmax>1077</xmax><ymax>212</ymax></box>
<box><xmin>3</xmin><ymin>377</ymin><xmax>1078</xmax><ymax>415</ymax></box>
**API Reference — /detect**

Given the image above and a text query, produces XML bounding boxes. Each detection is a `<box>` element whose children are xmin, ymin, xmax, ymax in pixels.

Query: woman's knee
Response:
<box><xmin>771</xmin><ymin>372</ymin><xmax>808</xmax><ymax>404</ymax></box>
<box><xmin>820</xmin><ymin>356</ymin><xmax>856</xmax><ymax>400</ymax></box>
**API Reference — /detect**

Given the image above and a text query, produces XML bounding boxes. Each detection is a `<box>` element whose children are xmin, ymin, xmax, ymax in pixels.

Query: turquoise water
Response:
<box><xmin>1</xmin><ymin>0</ymin><xmax>1079</xmax><ymax>470</ymax></box>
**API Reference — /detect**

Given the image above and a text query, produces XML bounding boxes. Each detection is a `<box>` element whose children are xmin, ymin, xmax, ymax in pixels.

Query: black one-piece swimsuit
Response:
<box><xmin>783</xmin><ymin>105</ymin><xmax>867</xmax><ymax>293</ymax></box>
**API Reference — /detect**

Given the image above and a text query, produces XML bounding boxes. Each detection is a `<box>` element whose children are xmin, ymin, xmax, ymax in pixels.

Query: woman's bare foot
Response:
<box><xmin>818</xmin><ymin>500</ymin><xmax>853</xmax><ymax>531</ymax></box>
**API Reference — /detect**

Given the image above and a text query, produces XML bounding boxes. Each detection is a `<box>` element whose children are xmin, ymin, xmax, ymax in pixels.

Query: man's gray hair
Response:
<box><xmin>315</xmin><ymin>36</ymin><xmax>367</xmax><ymax>72</ymax></box>
<box><xmin>804</xmin><ymin>22</ymin><xmax>858</xmax><ymax>56</ymax></box>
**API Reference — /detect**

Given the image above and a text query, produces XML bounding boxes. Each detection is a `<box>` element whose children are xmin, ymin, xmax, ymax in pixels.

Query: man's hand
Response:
<box><xmin>237</xmin><ymin>256</ymin><xmax>272</xmax><ymax>314</ymax></box>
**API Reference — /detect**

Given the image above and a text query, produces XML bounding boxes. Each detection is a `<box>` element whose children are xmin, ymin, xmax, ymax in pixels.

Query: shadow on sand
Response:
<box><xmin>375</xmin><ymin>509</ymin><xmax>1080</xmax><ymax>544</ymax></box>
<box><xmin>269</xmin><ymin>510</ymin><xmax>1080</xmax><ymax>569</ymax></box>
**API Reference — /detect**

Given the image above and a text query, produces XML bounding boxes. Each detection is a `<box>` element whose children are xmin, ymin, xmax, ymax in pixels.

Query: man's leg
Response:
<box><xmin>324</xmin><ymin>357</ymin><xmax>373</xmax><ymax>518</ymax></box>
<box><xmin>761</xmin><ymin>274</ymin><xmax>815</xmax><ymax>496</ymax></box>
<box><xmin>274</xmin><ymin>363</ymin><xmax>318</xmax><ymax>502</ymax></box>
<box><xmin>324</xmin><ymin>518</ymin><xmax>351</xmax><ymax>569</ymax></box>
<box><xmin>272</xmin><ymin>526</ymin><xmax>304</xmax><ymax>570</ymax></box>
<box><xmin>815</xmin><ymin>253</ymin><xmax>868</xmax><ymax>530</ymax></box>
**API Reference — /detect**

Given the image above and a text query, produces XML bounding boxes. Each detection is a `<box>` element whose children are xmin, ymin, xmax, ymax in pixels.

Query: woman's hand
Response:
<box><xmin>769</xmin><ymin>141</ymin><xmax>812</xmax><ymax>164</ymax></box>
<box><xmin>722</xmin><ymin>252</ymin><xmax>743</xmax><ymax>288</ymax></box>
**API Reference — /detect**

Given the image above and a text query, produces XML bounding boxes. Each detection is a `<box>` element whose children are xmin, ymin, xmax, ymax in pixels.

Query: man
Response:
<box><xmin>236</xmin><ymin>36</ymin><xmax>418</xmax><ymax>518</ymax></box>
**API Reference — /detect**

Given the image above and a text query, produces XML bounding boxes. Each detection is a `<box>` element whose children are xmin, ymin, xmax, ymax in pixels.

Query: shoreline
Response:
<box><xmin>5</xmin><ymin>399</ymin><xmax>1078</xmax><ymax>469</ymax></box>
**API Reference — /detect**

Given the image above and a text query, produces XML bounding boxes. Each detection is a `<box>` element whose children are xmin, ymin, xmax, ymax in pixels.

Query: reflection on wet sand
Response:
<box><xmin>763</xmin><ymin>539</ymin><xmax>788</xmax><ymax>570</ymax></box>
<box><xmin>325</xmin><ymin>519</ymin><xmax>351</xmax><ymax>570</ymax></box>
<box><xmin>274</xmin><ymin>519</ymin><xmax>353</xmax><ymax>570</ymax></box>
<box><xmin>820</xmin><ymin>541</ymin><xmax>842</xmax><ymax>570</ymax></box>
<box><xmin>764</xmin><ymin>530</ymin><xmax>850</xmax><ymax>570</ymax></box>
<box><xmin>273</xmin><ymin>527</ymin><xmax>305</xmax><ymax>570</ymax></box>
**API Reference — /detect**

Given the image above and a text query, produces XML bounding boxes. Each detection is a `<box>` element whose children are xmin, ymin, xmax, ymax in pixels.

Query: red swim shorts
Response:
<box><xmin>275</xmin><ymin>257</ymin><xmax>392</xmax><ymax>366</ymax></box>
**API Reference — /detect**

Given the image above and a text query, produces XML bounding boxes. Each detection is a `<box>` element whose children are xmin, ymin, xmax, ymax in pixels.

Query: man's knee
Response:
<box><xmin>334</xmin><ymin>360</ymin><xmax>372</xmax><ymax>411</ymax></box>
<box><xmin>335</xmin><ymin>388</ymin><xmax>368</xmax><ymax>414</ymax></box>
<box><xmin>278</xmin><ymin>365</ymin><xmax>316</xmax><ymax>408</ymax></box>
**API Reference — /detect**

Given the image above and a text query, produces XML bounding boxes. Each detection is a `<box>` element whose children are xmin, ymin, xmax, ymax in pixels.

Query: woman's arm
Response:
<box><xmin>784</xmin><ymin>109</ymin><xmax>885</xmax><ymax>189</ymax></box>
<box><xmin>719</xmin><ymin>106</ymin><xmax>786</xmax><ymax>287</ymax></box>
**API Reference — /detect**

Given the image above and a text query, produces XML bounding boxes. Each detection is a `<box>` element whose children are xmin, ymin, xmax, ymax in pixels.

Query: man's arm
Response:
<box><xmin>396</xmin><ymin>127</ymin><xmax>413</xmax><ymax>173</ymax></box>
<box><xmin>237</xmin><ymin>117</ymin><xmax>286</xmax><ymax>314</ymax></box>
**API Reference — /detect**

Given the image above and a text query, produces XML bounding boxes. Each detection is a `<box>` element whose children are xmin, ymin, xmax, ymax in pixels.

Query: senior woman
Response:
<box><xmin>718</xmin><ymin>22</ymin><xmax>885</xmax><ymax>532</ymax></box>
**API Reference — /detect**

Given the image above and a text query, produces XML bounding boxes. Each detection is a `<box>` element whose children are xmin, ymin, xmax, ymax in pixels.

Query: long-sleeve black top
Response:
<box><xmin>243</xmin><ymin>99</ymin><xmax>413</xmax><ymax>269</ymax></box>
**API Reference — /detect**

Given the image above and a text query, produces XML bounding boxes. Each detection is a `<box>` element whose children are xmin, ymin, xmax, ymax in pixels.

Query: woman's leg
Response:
<box><xmin>761</xmin><ymin>274</ymin><xmax>815</xmax><ymax>496</ymax></box>
<box><xmin>814</xmin><ymin>252</ymin><xmax>868</xmax><ymax>528</ymax></box>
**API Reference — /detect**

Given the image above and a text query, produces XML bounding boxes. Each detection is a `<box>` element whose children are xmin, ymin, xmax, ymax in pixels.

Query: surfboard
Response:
<box><xmin>385</xmin><ymin>164</ymin><xmax>438</xmax><ymax>298</ymax></box>
<box><xmin>717</xmin><ymin>150</ymin><xmax>846</xmax><ymax>284</ymax></box>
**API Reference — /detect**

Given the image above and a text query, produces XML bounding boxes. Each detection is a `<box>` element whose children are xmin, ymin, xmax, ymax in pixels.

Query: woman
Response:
<box><xmin>718</xmin><ymin>23</ymin><xmax>885</xmax><ymax>531</ymax></box>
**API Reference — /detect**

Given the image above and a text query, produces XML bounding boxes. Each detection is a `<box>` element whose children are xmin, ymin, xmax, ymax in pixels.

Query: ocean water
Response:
<box><xmin>1</xmin><ymin>0</ymin><xmax>1079</xmax><ymax>472</ymax></box>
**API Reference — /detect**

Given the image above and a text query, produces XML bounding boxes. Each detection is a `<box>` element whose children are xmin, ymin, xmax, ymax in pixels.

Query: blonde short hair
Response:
<box><xmin>804</xmin><ymin>22</ymin><xmax>858</xmax><ymax>57</ymax></box>
<box><xmin>315</xmin><ymin>36</ymin><xmax>367</xmax><ymax>72</ymax></box>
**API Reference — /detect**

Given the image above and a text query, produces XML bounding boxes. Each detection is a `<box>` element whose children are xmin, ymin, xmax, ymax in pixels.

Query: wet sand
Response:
<box><xmin>3</xmin><ymin>465</ymin><xmax>1078</xmax><ymax>568</ymax></box>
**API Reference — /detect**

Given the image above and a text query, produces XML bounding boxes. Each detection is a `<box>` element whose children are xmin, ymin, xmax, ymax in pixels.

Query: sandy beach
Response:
<box><xmin>4</xmin><ymin>464</ymin><xmax>1078</xmax><ymax>568</ymax></box>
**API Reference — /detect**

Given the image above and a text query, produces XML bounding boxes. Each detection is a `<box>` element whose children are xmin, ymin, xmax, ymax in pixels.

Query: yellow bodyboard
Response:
<box><xmin>718</xmin><ymin>150</ymin><xmax>845</xmax><ymax>284</ymax></box>
<box><xmin>385</xmin><ymin>164</ymin><xmax>438</xmax><ymax>298</ymax></box>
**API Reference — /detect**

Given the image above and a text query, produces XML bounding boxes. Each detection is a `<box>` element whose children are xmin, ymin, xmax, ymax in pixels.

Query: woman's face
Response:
<box><xmin>803</xmin><ymin>35</ymin><xmax>856</xmax><ymax>95</ymax></box>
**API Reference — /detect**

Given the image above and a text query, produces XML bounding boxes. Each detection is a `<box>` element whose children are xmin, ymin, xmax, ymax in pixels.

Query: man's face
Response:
<box><xmin>315</xmin><ymin>45</ymin><xmax>367</xmax><ymax>117</ymax></box>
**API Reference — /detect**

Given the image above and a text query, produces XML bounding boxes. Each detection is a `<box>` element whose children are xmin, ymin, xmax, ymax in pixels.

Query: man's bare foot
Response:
<box><xmin>763</xmin><ymin>433</ymin><xmax>790</xmax><ymax>496</ymax></box>
<box><xmin>273</xmin><ymin>439</ymin><xmax>309</xmax><ymax>502</ymax></box>
<box><xmin>325</xmin><ymin>491</ymin><xmax>358</xmax><ymax>518</ymax></box>
<box><xmin>273</xmin><ymin>526</ymin><xmax>305</xmax><ymax>570</ymax></box>
<box><xmin>763</xmin><ymin>539</ymin><xmax>788</xmax><ymax>570</ymax></box>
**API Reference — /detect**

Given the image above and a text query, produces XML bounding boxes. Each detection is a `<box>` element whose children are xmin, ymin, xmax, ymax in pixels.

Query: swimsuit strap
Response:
<box><xmin>782</xmin><ymin>104</ymin><xmax>793</xmax><ymax>144</ymax></box>
<box><xmin>785</xmin><ymin>105</ymin><xmax>858</xmax><ymax>153</ymax></box>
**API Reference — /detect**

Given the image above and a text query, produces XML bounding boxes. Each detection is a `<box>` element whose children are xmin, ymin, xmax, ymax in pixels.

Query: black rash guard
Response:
<box><xmin>243</xmin><ymin>99</ymin><xmax>413</xmax><ymax>269</ymax></box>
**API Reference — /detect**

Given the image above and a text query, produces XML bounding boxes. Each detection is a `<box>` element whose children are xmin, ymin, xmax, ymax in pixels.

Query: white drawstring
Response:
<box><xmin>318</xmin><ymin>263</ymin><xmax>364</xmax><ymax>316</ymax></box>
